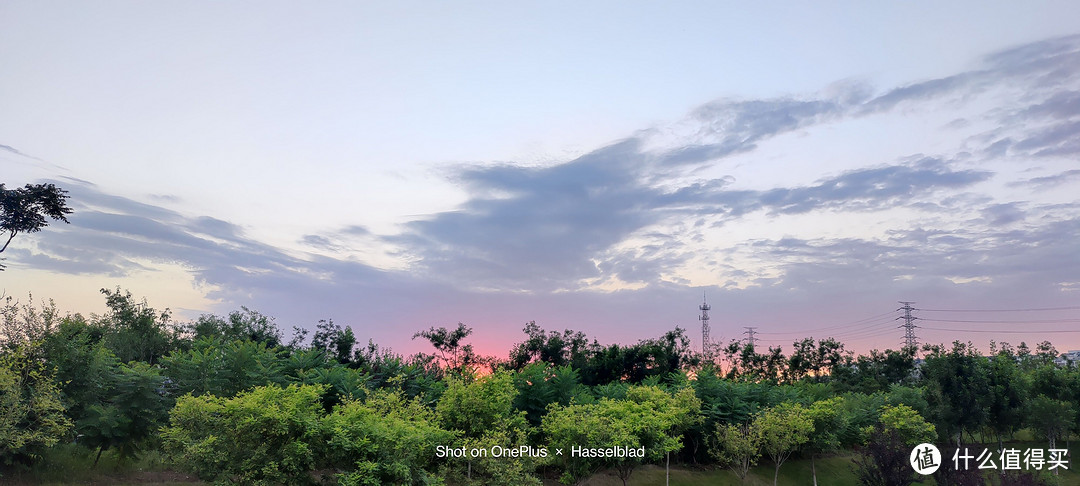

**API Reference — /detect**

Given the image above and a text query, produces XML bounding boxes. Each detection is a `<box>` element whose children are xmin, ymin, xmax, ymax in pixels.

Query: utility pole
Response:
<box><xmin>743</xmin><ymin>326</ymin><xmax>758</xmax><ymax>349</ymax></box>
<box><xmin>897</xmin><ymin>301</ymin><xmax>918</xmax><ymax>352</ymax></box>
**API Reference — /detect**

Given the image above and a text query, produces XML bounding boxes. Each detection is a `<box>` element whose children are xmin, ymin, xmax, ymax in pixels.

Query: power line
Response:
<box><xmin>752</xmin><ymin>313</ymin><xmax>897</xmax><ymax>335</ymax></box>
<box><xmin>918</xmin><ymin>306</ymin><xmax>1080</xmax><ymax>312</ymax></box>
<box><xmin>919</xmin><ymin>318</ymin><xmax>1080</xmax><ymax>324</ymax></box>
<box><xmin>920</xmin><ymin>327</ymin><xmax>1080</xmax><ymax>334</ymax></box>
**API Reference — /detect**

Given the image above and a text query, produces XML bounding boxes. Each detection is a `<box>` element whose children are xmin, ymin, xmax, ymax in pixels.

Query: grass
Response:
<box><xmin>576</xmin><ymin>445</ymin><xmax>1080</xmax><ymax>486</ymax></box>
<box><xmin>2</xmin><ymin>444</ymin><xmax>202</xmax><ymax>485</ymax></box>
<box><xmin>8</xmin><ymin>441</ymin><xmax>1079</xmax><ymax>485</ymax></box>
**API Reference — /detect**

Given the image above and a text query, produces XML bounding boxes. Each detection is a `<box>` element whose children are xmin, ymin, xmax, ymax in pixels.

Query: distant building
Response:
<box><xmin>1054</xmin><ymin>350</ymin><xmax>1080</xmax><ymax>367</ymax></box>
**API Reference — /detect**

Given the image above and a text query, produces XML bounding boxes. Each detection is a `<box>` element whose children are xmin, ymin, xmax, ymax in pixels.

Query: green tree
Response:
<box><xmin>806</xmin><ymin>397</ymin><xmax>846</xmax><ymax>486</ymax></box>
<box><xmin>786</xmin><ymin>337</ymin><xmax>847</xmax><ymax>383</ymax></box>
<box><xmin>310</xmin><ymin>319</ymin><xmax>355</xmax><ymax>365</ymax></box>
<box><xmin>512</xmin><ymin>363</ymin><xmax>590</xmax><ymax>427</ymax></box>
<box><xmin>722</xmin><ymin>341</ymin><xmax>780</xmax><ymax>382</ymax></box>
<box><xmin>438</xmin><ymin>371</ymin><xmax>525</xmax><ymax>439</ymax></box>
<box><xmin>984</xmin><ymin>345</ymin><xmax>1028</xmax><ymax>447</ymax></box>
<box><xmin>852</xmin><ymin>404</ymin><xmax>936</xmax><ymax>486</ymax></box>
<box><xmin>920</xmin><ymin>341</ymin><xmax>989</xmax><ymax>444</ymax></box>
<box><xmin>324</xmin><ymin>389</ymin><xmax>454</xmax><ymax>486</ymax></box>
<box><xmin>0</xmin><ymin>343</ymin><xmax>72</xmax><ymax>468</ymax></box>
<box><xmin>1027</xmin><ymin>395</ymin><xmax>1075</xmax><ymax>451</ymax></box>
<box><xmin>38</xmin><ymin>314</ymin><xmax>113</xmax><ymax>423</ymax></box>
<box><xmin>756</xmin><ymin>402</ymin><xmax>813</xmax><ymax>486</ymax></box>
<box><xmin>77</xmin><ymin>361</ymin><xmax>172</xmax><ymax>464</ymax></box>
<box><xmin>542</xmin><ymin>386</ymin><xmax>699</xmax><ymax>486</ymax></box>
<box><xmin>834</xmin><ymin>348</ymin><xmax>916</xmax><ymax>394</ymax></box>
<box><xmin>413</xmin><ymin>323</ymin><xmax>480</xmax><ymax>375</ymax></box>
<box><xmin>162</xmin><ymin>384</ymin><xmax>326</xmax><ymax>485</ymax></box>
<box><xmin>508</xmin><ymin>321</ymin><xmax>593</xmax><ymax>370</ymax></box>
<box><xmin>0</xmin><ymin>183</ymin><xmax>72</xmax><ymax>270</ymax></box>
<box><xmin>98</xmin><ymin>288</ymin><xmax>176</xmax><ymax>364</ymax></box>
<box><xmin>183</xmin><ymin>307</ymin><xmax>282</xmax><ymax>348</ymax></box>
<box><xmin>436</xmin><ymin>371</ymin><xmax>535</xmax><ymax>482</ymax></box>
<box><xmin>1</xmin><ymin>294</ymin><xmax>61</xmax><ymax>348</ymax></box>
<box><xmin>162</xmin><ymin>338</ymin><xmax>286</xmax><ymax>398</ymax></box>
<box><xmin>710</xmin><ymin>422</ymin><xmax>760</xmax><ymax>482</ymax></box>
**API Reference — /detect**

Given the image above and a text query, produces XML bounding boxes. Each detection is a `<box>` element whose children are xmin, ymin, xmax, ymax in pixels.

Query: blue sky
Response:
<box><xmin>3</xmin><ymin>2</ymin><xmax>1080</xmax><ymax>356</ymax></box>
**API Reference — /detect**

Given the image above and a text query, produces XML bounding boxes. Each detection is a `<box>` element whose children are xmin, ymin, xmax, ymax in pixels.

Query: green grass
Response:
<box><xmin>576</xmin><ymin>446</ymin><xmax>1080</xmax><ymax>486</ymax></box>
<box><xmin>9</xmin><ymin>442</ymin><xmax>1080</xmax><ymax>485</ymax></box>
<box><xmin>2</xmin><ymin>443</ymin><xmax>203</xmax><ymax>485</ymax></box>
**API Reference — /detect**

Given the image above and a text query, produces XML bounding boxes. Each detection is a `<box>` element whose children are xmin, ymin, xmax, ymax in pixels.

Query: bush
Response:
<box><xmin>0</xmin><ymin>343</ymin><xmax>72</xmax><ymax>469</ymax></box>
<box><xmin>323</xmin><ymin>389</ymin><xmax>453</xmax><ymax>486</ymax></box>
<box><xmin>162</xmin><ymin>384</ymin><xmax>326</xmax><ymax>485</ymax></box>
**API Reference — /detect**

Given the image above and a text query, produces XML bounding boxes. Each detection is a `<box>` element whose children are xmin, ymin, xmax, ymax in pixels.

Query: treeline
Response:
<box><xmin>1</xmin><ymin>289</ymin><xmax>1078</xmax><ymax>485</ymax></box>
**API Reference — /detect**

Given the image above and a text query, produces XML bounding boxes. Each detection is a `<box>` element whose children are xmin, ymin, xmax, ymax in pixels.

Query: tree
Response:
<box><xmin>508</xmin><ymin>321</ymin><xmax>593</xmax><ymax>370</ymax></box>
<box><xmin>710</xmin><ymin>422</ymin><xmax>760</xmax><ymax>482</ymax></box>
<box><xmin>542</xmin><ymin>386</ymin><xmax>699</xmax><ymax>486</ymax></box>
<box><xmin>984</xmin><ymin>345</ymin><xmax>1028</xmax><ymax>448</ymax></box>
<box><xmin>756</xmin><ymin>402</ymin><xmax>813</xmax><ymax>486</ymax></box>
<box><xmin>0</xmin><ymin>183</ymin><xmax>73</xmax><ymax>270</ymax></box>
<box><xmin>1027</xmin><ymin>396</ymin><xmax>1075</xmax><ymax>451</ymax></box>
<box><xmin>325</xmin><ymin>390</ymin><xmax>454</xmax><ymax>486</ymax></box>
<box><xmin>806</xmin><ymin>397</ymin><xmax>846</xmax><ymax>486</ymax></box>
<box><xmin>920</xmin><ymin>342</ymin><xmax>989</xmax><ymax>445</ymax></box>
<box><xmin>512</xmin><ymin>363</ymin><xmax>589</xmax><ymax>426</ymax></box>
<box><xmin>0</xmin><ymin>343</ymin><xmax>72</xmax><ymax>468</ymax></box>
<box><xmin>98</xmin><ymin>288</ymin><xmax>176</xmax><ymax>364</ymax></box>
<box><xmin>437</xmin><ymin>371</ymin><xmax>525</xmax><ymax>440</ymax></box>
<box><xmin>162</xmin><ymin>337</ymin><xmax>286</xmax><ymax>398</ymax></box>
<box><xmin>413</xmin><ymin>323</ymin><xmax>480</xmax><ymax>375</ymax></box>
<box><xmin>436</xmin><ymin>373</ymin><xmax>540</xmax><ymax>485</ymax></box>
<box><xmin>310</xmin><ymin>318</ymin><xmax>355</xmax><ymax>365</ymax></box>
<box><xmin>183</xmin><ymin>307</ymin><xmax>282</xmax><ymax>348</ymax></box>
<box><xmin>852</xmin><ymin>404</ymin><xmax>936</xmax><ymax>486</ymax></box>
<box><xmin>77</xmin><ymin>361</ymin><xmax>173</xmax><ymax>465</ymax></box>
<box><xmin>162</xmin><ymin>384</ymin><xmax>326</xmax><ymax>485</ymax></box>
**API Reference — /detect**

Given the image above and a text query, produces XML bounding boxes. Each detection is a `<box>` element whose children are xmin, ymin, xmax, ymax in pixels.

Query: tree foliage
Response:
<box><xmin>98</xmin><ymin>288</ymin><xmax>176</xmax><ymax>364</ymax></box>
<box><xmin>852</xmin><ymin>404</ymin><xmax>936</xmax><ymax>486</ymax></box>
<box><xmin>0</xmin><ymin>183</ymin><xmax>73</xmax><ymax>269</ymax></box>
<box><xmin>756</xmin><ymin>402</ymin><xmax>813</xmax><ymax>486</ymax></box>
<box><xmin>413</xmin><ymin>323</ymin><xmax>480</xmax><ymax>375</ymax></box>
<box><xmin>0</xmin><ymin>343</ymin><xmax>72</xmax><ymax>467</ymax></box>
<box><xmin>542</xmin><ymin>385</ymin><xmax>699</xmax><ymax>486</ymax></box>
<box><xmin>325</xmin><ymin>389</ymin><xmax>453</xmax><ymax>486</ymax></box>
<box><xmin>162</xmin><ymin>384</ymin><xmax>326</xmax><ymax>485</ymax></box>
<box><xmin>711</xmin><ymin>422</ymin><xmax>759</xmax><ymax>481</ymax></box>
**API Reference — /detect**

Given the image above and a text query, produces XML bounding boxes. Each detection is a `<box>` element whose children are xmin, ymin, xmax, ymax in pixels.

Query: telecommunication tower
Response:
<box><xmin>699</xmin><ymin>292</ymin><xmax>711</xmax><ymax>358</ymax></box>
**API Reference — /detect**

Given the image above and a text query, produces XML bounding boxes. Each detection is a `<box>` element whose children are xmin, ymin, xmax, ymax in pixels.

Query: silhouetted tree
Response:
<box><xmin>0</xmin><ymin>183</ymin><xmax>73</xmax><ymax>270</ymax></box>
<box><xmin>413</xmin><ymin>322</ymin><xmax>479</xmax><ymax>375</ymax></box>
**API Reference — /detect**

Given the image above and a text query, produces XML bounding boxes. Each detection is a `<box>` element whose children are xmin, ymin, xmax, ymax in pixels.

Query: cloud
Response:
<box><xmin>1008</xmin><ymin>169</ymin><xmax>1080</xmax><ymax>189</ymax></box>
<box><xmin>10</xmin><ymin>34</ymin><xmax>1080</xmax><ymax>354</ymax></box>
<box><xmin>981</xmin><ymin>203</ymin><xmax>1025</xmax><ymax>226</ymax></box>
<box><xmin>391</xmin><ymin>146</ymin><xmax>991</xmax><ymax>292</ymax></box>
<box><xmin>661</xmin><ymin>97</ymin><xmax>851</xmax><ymax>165</ymax></box>
<box><xmin>381</xmin><ymin>34</ymin><xmax>1079</xmax><ymax>299</ymax></box>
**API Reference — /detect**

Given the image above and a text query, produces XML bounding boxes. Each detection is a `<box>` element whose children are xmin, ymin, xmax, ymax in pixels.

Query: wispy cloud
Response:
<box><xmin>8</xmin><ymin>35</ymin><xmax>1080</xmax><ymax>352</ymax></box>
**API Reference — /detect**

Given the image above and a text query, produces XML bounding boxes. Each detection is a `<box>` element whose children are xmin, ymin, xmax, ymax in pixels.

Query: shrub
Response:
<box><xmin>324</xmin><ymin>389</ymin><xmax>452</xmax><ymax>486</ymax></box>
<box><xmin>162</xmin><ymin>384</ymin><xmax>325</xmax><ymax>485</ymax></box>
<box><xmin>0</xmin><ymin>343</ymin><xmax>72</xmax><ymax>469</ymax></box>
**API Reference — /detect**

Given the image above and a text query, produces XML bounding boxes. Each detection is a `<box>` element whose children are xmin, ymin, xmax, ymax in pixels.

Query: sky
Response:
<box><xmin>3</xmin><ymin>1</ymin><xmax>1080</xmax><ymax>358</ymax></box>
